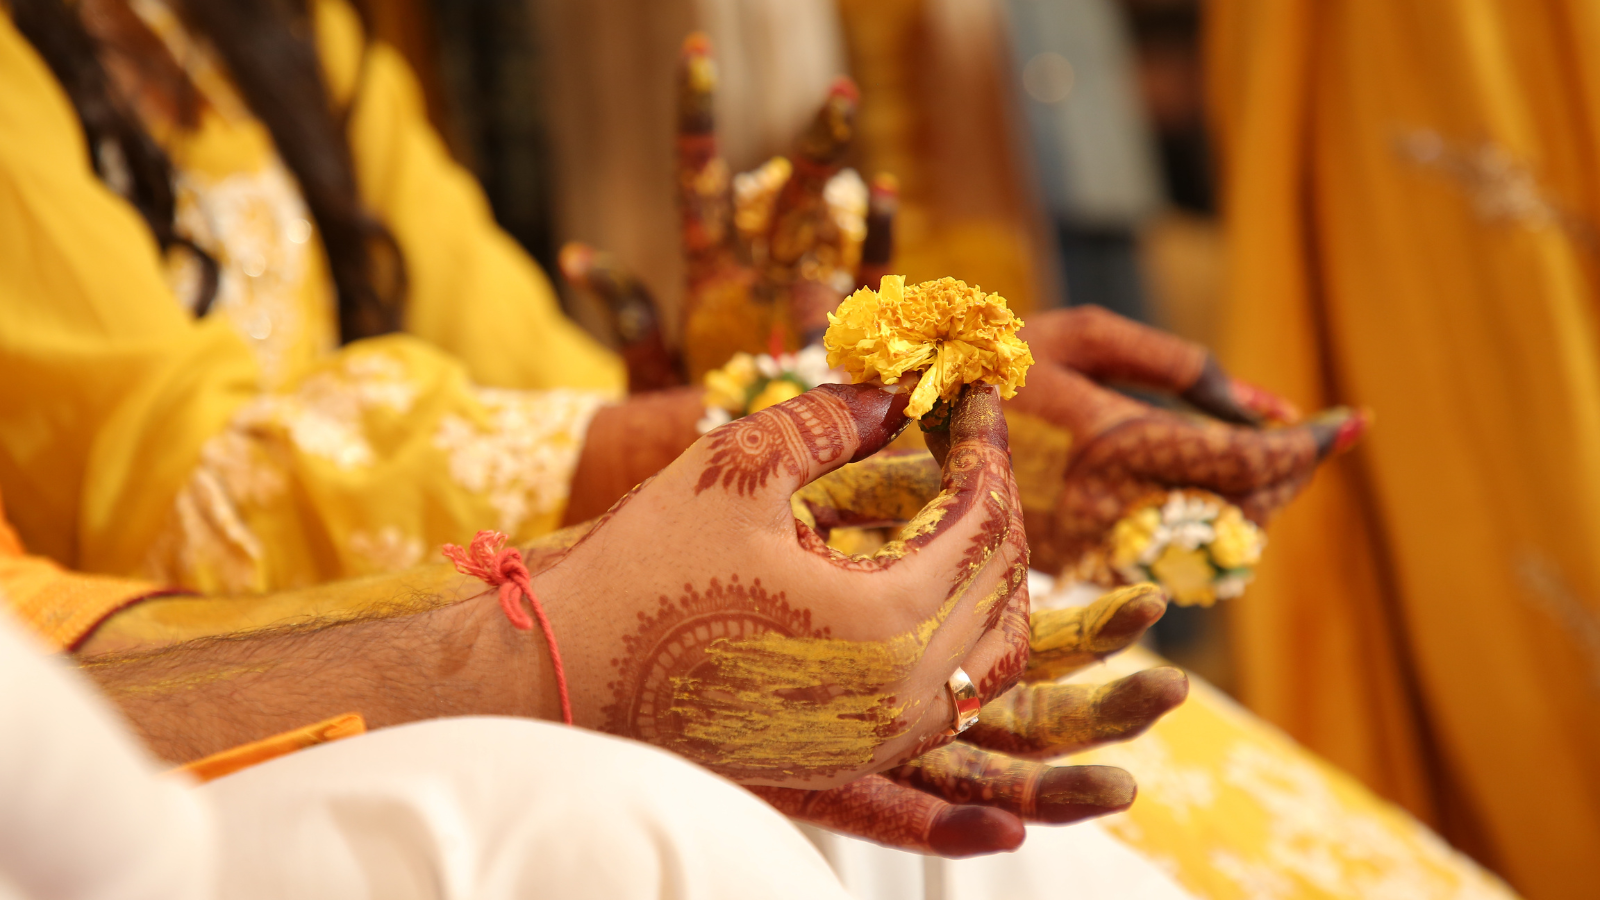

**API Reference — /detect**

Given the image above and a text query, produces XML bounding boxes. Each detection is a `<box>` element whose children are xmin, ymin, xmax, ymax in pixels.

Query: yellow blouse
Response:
<box><xmin>0</xmin><ymin>1</ymin><xmax>625</xmax><ymax>606</ymax></box>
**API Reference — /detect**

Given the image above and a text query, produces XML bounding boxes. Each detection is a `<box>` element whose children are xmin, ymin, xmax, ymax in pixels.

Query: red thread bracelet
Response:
<box><xmin>443</xmin><ymin>530</ymin><xmax>572</xmax><ymax>724</ymax></box>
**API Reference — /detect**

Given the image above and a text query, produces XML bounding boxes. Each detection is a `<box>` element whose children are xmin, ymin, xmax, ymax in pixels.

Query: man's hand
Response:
<box><xmin>539</xmin><ymin>383</ymin><xmax>1029</xmax><ymax>787</ymax></box>
<box><xmin>749</xmin><ymin>454</ymin><xmax>1183</xmax><ymax>855</ymax></box>
<box><xmin>753</xmin><ymin>584</ymin><xmax>1184</xmax><ymax>856</ymax></box>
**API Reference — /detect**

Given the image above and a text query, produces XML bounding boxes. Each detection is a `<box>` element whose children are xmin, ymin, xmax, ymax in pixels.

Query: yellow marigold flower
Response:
<box><xmin>1110</xmin><ymin>507</ymin><xmax>1161</xmax><ymax>570</ymax></box>
<box><xmin>749</xmin><ymin>378</ymin><xmax>804</xmax><ymax>413</ymax></box>
<box><xmin>704</xmin><ymin>353</ymin><xmax>759</xmax><ymax>412</ymax></box>
<box><xmin>1150</xmin><ymin>544</ymin><xmax>1218</xmax><ymax>607</ymax></box>
<box><xmin>1210</xmin><ymin>506</ymin><xmax>1265</xmax><ymax>570</ymax></box>
<box><xmin>824</xmin><ymin>275</ymin><xmax>1034</xmax><ymax>419</ymax></box>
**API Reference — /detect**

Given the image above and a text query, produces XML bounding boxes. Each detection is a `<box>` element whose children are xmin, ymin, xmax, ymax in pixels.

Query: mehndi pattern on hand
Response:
<box><xmin>1007</xmin><ymin>305</ymin><xmax>1368</xmax><ymax>577</ymax></box>
<box><xmin>758</xmin><ymin>578</ymin><xmax>1186</xmax><ymax>855</ymax></box>
<box><xmin>534</xmin><ymin>383</ymin><xmax>1029</xmax><ymax>787</ymax></box>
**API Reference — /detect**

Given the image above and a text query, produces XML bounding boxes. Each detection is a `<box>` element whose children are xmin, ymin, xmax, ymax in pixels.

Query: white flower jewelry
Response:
<box><xmin>1108</xmin><ymin>490</ymin><xmax>1267</xmax><ymax>607</ymax></box>
<box><xmin>696</xmin><ymin>344</ymin><xmax>844</xmax><ymax>433</ymax></box>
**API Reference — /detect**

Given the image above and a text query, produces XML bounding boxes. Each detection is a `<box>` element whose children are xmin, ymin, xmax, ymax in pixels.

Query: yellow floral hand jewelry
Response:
<box><xmin>696</xmin><ymin>345</ymin><xmax>842</xmax><ymax>432</ymax></box>
<box><xmin>1108</xmin><ymin>491</ymin><xmax>1266</xmax><ymax>606</ymax></box>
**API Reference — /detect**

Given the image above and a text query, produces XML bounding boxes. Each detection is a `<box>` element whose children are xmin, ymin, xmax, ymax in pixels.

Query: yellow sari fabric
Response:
<box><xmin>1210</xmin><ymin>1</ymin><xmax>1600</xmax><ymax>894</ymax></box>
<box><xmin>1075</xmin><ymin>648</ymin><xmax>1516</xmax><ymax>900</ymax></box>
<box><xmin>0</xmin><ymin>2</ymin><xmax>624</xmax><ymax>609</ymax></box>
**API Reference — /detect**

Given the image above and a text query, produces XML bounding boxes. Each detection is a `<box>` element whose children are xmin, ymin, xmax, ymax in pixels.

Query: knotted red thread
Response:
<box><xmin>442</xmin><ymin>530</ymin><xmax>571</xmax><ymax>724</ymax></box>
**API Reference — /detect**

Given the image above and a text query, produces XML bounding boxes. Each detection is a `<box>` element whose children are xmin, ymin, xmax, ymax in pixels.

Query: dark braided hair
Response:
<box><xmin>9</xmin><ymin>0</ymin><xmax>404</xmax><ymax>342</ymax></box>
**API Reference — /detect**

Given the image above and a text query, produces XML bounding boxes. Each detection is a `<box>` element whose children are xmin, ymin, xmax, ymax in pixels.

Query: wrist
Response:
<box><xmin>460</xmin><ymin>582</ymin><xmax>568</xmax><ymax>723</ymax></box>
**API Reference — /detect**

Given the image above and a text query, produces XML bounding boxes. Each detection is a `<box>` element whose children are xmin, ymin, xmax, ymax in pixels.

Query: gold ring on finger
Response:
<box><xmin>943</xmin><ymin>666</ymin><xmax>982</xmax><ymax>736</ymax></box>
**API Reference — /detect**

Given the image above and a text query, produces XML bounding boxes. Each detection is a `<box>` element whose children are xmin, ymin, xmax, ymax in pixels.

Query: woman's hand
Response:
<box><xmin>535</xmin><ymin>383</ymin><xmax>1029</xmax><ymax>788</ymax></box>
<box><xmin>562</xmin><ymin>33</ymin><xmax>895</xmax><ymax>386</ymax></box>
<box><xmin>1008</xmin><ymin>305</ymin><xmax>1367</xmax><ymax>574</ymax></box>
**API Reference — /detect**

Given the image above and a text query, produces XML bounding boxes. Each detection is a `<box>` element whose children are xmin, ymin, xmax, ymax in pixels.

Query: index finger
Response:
<box><xmin>814</xmin><ymin>384</ymin><xmax>1018</xmax><ymax>583</ymax></box>
<box><xmin>760</xmin><ymin>386</ymin><xmax>1032</xmax><ymax>766</ymax></box>
<box><xmin>751</xmin><ymin>775</ymin><xmax>1024</xmax><ymax>857</ymax></box>
<box><xmin>1028</xmin><ymin>307</ymin><xmax>1299</xmax><ymax>425</ymax></box>
<box><xmin>698</xmin><ymin>384</ymin><xmax>1020</xmax><ymax>603</ymax></box>
<box><xmin>885</xmin><ymin>743</ymin><xmax>1136</xmax><ymax>825</ymax></box>
<box><xmin>677</xmin><ymin>34</ymin><xmax>736</xmax><ymax>286</ymax></box>
<box><xmin>1026</xmin><ymin>306</ymin><xmax>1206</xmax><ymax>398</ymax></box>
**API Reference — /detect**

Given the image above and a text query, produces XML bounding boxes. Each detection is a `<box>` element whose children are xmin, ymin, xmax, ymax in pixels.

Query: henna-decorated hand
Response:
<box><xmin>750</xmin><ymin>455</ymin><xmax>1185</xmax><ymax>856</ymax></box>
<box><xmin>534</xmin><ymin>383</ymin><xmax>1028</xmax><ymax>788</ymax></box>
<box><xmin>561</xmin><ymin>33</ymin><xmax>897</xmax><ymax>387</ymax></box>
<box><xmin>1009</xmin><ymin>305</ymin><xmax>1369</xmax><ymax>574</ymax></box>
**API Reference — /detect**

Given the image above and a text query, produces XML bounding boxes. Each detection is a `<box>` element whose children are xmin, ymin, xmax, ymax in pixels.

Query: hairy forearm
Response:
<box><xmin>77</xmin><ymin>588</ymin><xmax>549</xmax><ymax>764</ymax></box>
<box><xmin>564</xmin><ymin>387</ymin><xmax>704</xmax><ymax>524</ymax></box>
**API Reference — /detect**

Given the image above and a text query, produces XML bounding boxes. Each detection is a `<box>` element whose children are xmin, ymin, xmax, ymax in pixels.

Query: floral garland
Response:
<box><xmin>1109</xmin><ymin>491</ymin><xmax>1267</xmax><ymax>607</ymax></box>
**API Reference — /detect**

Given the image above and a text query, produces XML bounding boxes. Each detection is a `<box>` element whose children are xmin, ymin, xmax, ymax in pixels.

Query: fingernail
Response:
<box><xmin>1334</xmin><ymin>408</ymin><xmax>1372</xmax><ymax>454</ymax></box>
<box><xmin>1033</xmin><ymin>766</ymin><xmax>1136</xmax><ymax>823</ymax></box>
<box><xmin>948</xmin><ymin>384</ymin><xmax>1007</xmax><ymax>449</ymax></box>
<box><xmin>928</xmin><ymin>806</ymin><xmax>1026</xmax><ymax>857</ymax></box>
<box><xmin>816</xmin><ymin>383</ymin><xmax>913</xmax><ymax>462</ymax></box>
<box><xmin>681</xmin><ymin>32</ymin><xmax>712</xmax><ymax>58</ymax></box>
<box><xmin>1308</xmin><ymin>406</ymin><xmax>1370</xmax><ymax>459</ymax></box>
<box><xmin>829</xmin><ymin>76</ymin><xmax>860</xmax><ymax>104</ymax></box>
<box><xmin>1097</xmin><ymin>585</ymin><xmax>1168</xmax><ymax>647</ymax></box>
<box><xmin>1229</xmin><ymin>377</ymin><xmax>1302</xmax><ymax>424</ymax></box>
<box><xmin>1103</xmin><ymin>667</ymin><xmax>1189</xmax><ymax>725</ymax></box>
<box><xmin>557</xmin><ymin>243</ymin><xmax>595</xmax><ymax>285</ymax></box>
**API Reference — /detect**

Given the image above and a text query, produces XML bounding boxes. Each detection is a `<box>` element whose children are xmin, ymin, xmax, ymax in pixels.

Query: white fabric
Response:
<box><xmin>800</xmin><ymin>822</ymin><xmax>1197</xmax><ymax>900</ymax></box>
<box><xmin>0</xmin><ymin>611</ymin><xmax>847</xmax><ymax>900</ymax></box>
<box><xmin>0</xmin><ymin>612</ymin><xmax>215</xmax><ymax>900</ymax></box>
<box><xmin>201</xmin><ymin>718</ymin><xmax>849</xmax><ymax>900</ymax></box>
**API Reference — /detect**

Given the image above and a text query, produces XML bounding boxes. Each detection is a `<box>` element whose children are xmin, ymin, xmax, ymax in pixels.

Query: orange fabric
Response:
<box><xmin>0</xmin><ymin>553</ymin><xmax>165</xmax><ymax>652</ymax></box>
<box><xmin>176</xmin><ymin>713</ymin><xmax>367</xmax><ymax>784</ymax></box>
<box><xmin>0</xmin><ymin>486</ymin><xmax>165</xmax><ymax>650</ymax></box>
<box><xmin>4</xmin><ymin>484</ymin><xmax>365</xmax><ymax>780</ymax></box>
<box><xmin>1209</xmin><ymin>0</ymin><xmax>1600</xmax><ymax>894</ymax></box>
<box><xmin>0</xmin><ymin>492</ymin><xmax>20</xmax><ymax>556</ymax></box>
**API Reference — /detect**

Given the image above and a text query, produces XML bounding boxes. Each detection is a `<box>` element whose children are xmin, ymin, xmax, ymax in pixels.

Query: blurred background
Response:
<box><xmin>355</xmin><ymin>1</ymin><xmax>1600</xmax><ymax>895</ymax></box>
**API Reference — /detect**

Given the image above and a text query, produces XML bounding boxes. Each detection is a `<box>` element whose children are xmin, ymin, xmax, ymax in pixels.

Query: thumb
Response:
<box><xmin>689</xmin><ymin>383</ymin><xmax>912</xmax><ymax>503</ymax></box>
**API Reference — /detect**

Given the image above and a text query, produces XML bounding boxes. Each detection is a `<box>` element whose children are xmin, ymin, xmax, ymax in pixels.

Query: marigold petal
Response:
<box><xmin>822</xmin><ymin>275</ymin><xmax>1032</xmax><ymax>417</ymax></box>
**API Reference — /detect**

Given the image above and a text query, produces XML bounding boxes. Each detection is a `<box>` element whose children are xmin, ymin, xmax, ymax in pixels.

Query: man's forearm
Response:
<box><xmin>78</xmin><ymin>587</ymin><xmax>549</xmax><ymax>764</ymax></box>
